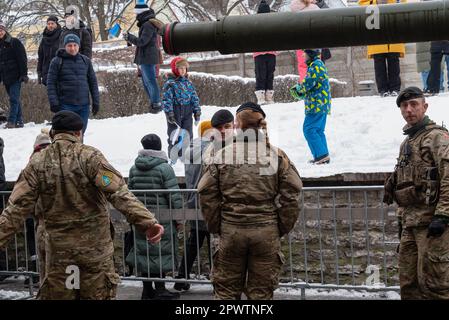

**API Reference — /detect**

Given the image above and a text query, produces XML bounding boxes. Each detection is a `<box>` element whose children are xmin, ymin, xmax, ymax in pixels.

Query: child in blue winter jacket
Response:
<box><xmin>162</xmin><ymin>57</ymin><xmax>201</xmax><ymax>162</ymax></box>
<box><xmin>290</xmin><ymin>49</ymin><xmax>331</xmax><ymax>164</ymax></box>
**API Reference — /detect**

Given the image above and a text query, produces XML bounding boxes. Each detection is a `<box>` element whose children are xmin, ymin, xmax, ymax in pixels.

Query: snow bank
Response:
<box><xmin>1</xmin><ymin>94</ymin><xmax>448</xmax><ymax>181</ymax></box>
<box><xmin>0</xmin><ymin>289</ymin><xmax>31</xmax><ymax>300</ymax></box>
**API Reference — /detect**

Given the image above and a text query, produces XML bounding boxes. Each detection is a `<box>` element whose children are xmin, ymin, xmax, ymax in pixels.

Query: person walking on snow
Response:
<box><xmin>290</xmin><ymin>49</ymin><xmax>331</xmax><ymax>165</ymax></box>
<box><xmin>46</xmin><ymin>34</ymin><xmax>100</xmax><ymax>134</ymax></box>
<box><xmin>253</xmin><ymin>0</ymin><xmax>278</xmax><ymax>105</ymax></box>
<box><xmin>0</xmin><ymin>20</ymin><xmax>28</xmax><ymax>129</ymax></box>
<box><xmin>123</xmin><ymin>3</ymin><xmax>162</xmax><ymax>113</ymax></box>
<box><xmin>162</xmin><ymin>57</ymin><xmax>201</xmax><ymax>162</ymax></box>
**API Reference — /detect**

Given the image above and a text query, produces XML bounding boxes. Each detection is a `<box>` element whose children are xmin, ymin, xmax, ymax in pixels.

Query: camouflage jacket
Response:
<box><xmin>198</xmin><ymin>133</ymin><xmax>302</xmax><ymax>237</ymax></box>
<box><xmin>385</xmin><ymin>118</ymin><xmax>449</xmax><ymax>227</ymax></box>
<box><xmin>0</xmin><ymin>133</ymin><xmax>158</xmax><ymax>262</ymax></box>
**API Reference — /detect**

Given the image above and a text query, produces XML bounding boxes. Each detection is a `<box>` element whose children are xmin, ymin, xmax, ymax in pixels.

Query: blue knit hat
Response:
<box><xmin>63</xmin><ymin>34</ymin><xmax>80</xmax><ymax>46</ymax></box>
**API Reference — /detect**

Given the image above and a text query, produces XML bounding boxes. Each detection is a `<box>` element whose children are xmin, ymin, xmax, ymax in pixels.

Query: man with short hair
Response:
<box><xmin>0</xmin><ymin>20</ymin><xmax>28</xmax><ymax>129</ymax></box>
<box><xmin>37</xmin><ymin>15</ymin><xmax>62</xmax><ymax>86</ymax></box>
<box><xmin>47</xmin><ymin>34</ymin><xmax>99</xmax><ymax>133</ymax></box>
<box><xmin>0</xmin><ymin>111</ymin><xmax>164</xmax><ymax>300</ymax></box>
<box><xmin>384</xmin><ymin>86</ymin><xmax>449</xmax><ymax>300</ymax></box>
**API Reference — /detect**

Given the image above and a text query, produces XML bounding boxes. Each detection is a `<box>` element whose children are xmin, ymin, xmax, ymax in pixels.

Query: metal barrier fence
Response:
<box><xmin>0</xmin><ymin>186</ymin><xmax>400</xmax><ymax>299</ymax></box>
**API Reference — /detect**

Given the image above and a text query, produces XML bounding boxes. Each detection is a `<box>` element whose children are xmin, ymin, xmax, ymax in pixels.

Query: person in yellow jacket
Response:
<box><xmin>358</xmin><ymin>0</ymin><xmax>406</xmax><ymax>97</ymax></box>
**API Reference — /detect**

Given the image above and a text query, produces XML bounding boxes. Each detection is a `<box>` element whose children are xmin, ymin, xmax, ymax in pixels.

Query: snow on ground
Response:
<box><xmin>119</xmin><ymin>280</ymin><xmax>400</xmax><ymax>300</ymax></box>
<box><xmin>1</xmin><ymin>94</ymin><xmax>448</xmax><ymax>182</ymax></box>
<box><xmin>0</xmin><ymin>289</ymin><xmax>30</xmax><ymax>300</ymax></box>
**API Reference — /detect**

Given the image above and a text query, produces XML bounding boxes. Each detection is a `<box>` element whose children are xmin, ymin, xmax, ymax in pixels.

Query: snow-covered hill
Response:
<box><xmin>1</xmin><ymin>94</ymin><xmax>447</xmax><ymax>181</ymax></box>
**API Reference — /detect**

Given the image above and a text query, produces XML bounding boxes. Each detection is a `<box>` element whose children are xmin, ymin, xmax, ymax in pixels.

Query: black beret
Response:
<box><xmin>141</xmin><ymin>134</ymin><xmax>162</xmax><ymax>150</ymax></box>
<box><xmin>211</xmin><ymin>109</ymin><xmax>234</xmax><ymax>128</ymax></box>
<box><xmin>396</xmin><ymin>86</ymin><xmax>424</xmax><ymax>107</ymax></box>
<box><xmin>51</xmin><ymin>111</ymin><xmax>84</xmax><ymax>131</ymax></box>
<box><xmin>236</xmin><ymin>102</ymin><xmax>266</xmax><ymax>119</ymax></box>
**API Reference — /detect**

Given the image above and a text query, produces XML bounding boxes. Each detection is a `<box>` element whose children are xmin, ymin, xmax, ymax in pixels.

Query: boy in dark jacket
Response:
<box><xmin>163</xmin><ymin>57</ymin><xmax>201</xmax><ymax>162</ymax></box>
<box><xmin>0</xmin><ymin>21</ymin><xmax>28</xmax><ymax>129</ymax></box>
<box><xmin>37</xmin><ymin>16</ymin><xmax>62</xmax><ymax>86</ymax></box>
<box><xmin>47</xmin><ymin>34</ymin><xmax>99</xmax><ymax>133</ymax></box>
<box><xmin>123</xmin><ymin>3</ymin><xmax>162</xmax><ymax>113</ymax></box>
<box><xmin>126</xmin><ymin>134</ymin><xmax>182</xmax><ymax>300</ymax></box>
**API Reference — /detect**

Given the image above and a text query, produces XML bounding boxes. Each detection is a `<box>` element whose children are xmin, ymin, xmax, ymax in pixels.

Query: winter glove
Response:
<box><xmin>166</xmin><ymin>112</ymin><xmax>176</xmax><ymax>125</ymax></box>
<box><xmin>194</xmin><ymin>112</ymin><xmax>201</xmax><ymax>126</ymax></box>
<box><xmin>50</xmin><ymin>105</ymin><xmax>60</xmax><ymax>113</ymax></box>
<box><xmin>92</xmin><ymin>104</ymin><xmax>100</xmax><ymax>116</ymax></box>
<box><xmin>289</xmin><ymin>84</ymin><xmax>305</xmax><ymax>101</ymax></box>
<box><xmin>150</xmin><ymin>102</ymin><xmax>162</xmax><ymax>114</ymax></box>
<box><xmin>122</xmin><ymin>32</ymin><xmax>129</xmax><ymax>41</ymax></box>
<box><xmin>427</xmin><ymin>215</ymin><xmax>449</xmax><ymax>238</ymax></box>
<box><xmin>20</xmin><ymin>75</ymin><xmax>29</xmax><ymax>84</ymax></box>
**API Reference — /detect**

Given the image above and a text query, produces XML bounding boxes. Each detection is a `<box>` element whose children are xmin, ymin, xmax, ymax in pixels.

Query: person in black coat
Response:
<box><xmin>123</xmin><ymin>3</ymin><xmax>162</xmax><ymax>112</ymax></box>
<box><xmin>426</xmin><ymin>40</ymin><xmax>449</xmax><ymax>94</ymax></box>
<box><xmin>37</xmin><ymin>16</ymin><xmax>62</xmax><ymax>86</ymax></box>
<box><xmin>59</xmin><ymin>13</ymin><xmax>92</xmax><ymax>59</ymax></box>
<box><xmin>0</xmin><ymin>21</ymin><xmax>28</xmax><ymax>129</ymax></box>
<box><xmin>47</xmin><ymin>34</ymin><xmax>99</xmax><ymax>133</ymax></box>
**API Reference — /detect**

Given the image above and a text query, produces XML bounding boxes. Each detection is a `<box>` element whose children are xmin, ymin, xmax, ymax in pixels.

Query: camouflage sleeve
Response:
<box><xmin>427</xmin><ymin>130</ymin><xmax>449</xmax><ymax>218</ymax></box>
<box><xmin>197</xmin><ymin>164</ymin><xmax>222</xmax><ymax>234</ymax></box>
<box><xmin>276</xmin><ymin>150</ymin><xmax>303</xmax><ymax>237</ymax></box>
<box><xmin>87</xmin><ymin>151</ymin><xmax>158</xmax><ymax>233</ymax></box>
<box><xmin>0</xmin><ymin>166</ymin><xmax>39</xmax><ymax>248</ymax></box>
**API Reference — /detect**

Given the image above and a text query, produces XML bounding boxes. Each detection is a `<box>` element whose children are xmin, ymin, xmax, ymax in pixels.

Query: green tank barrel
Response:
<box><xmin>162</xmin><ymin>1</ymin><xmax>449</xmax><ymax>55</ymax></box>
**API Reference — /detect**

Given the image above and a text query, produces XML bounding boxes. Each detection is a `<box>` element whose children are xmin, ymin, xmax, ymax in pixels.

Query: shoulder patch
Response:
<box><xmin>101</xmin><ymin>171</ymin><xmax>114</xmax><ymax>187</ymax></box>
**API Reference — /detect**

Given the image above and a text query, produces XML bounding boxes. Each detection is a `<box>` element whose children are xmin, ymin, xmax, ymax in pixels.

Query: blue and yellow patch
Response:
<box><xmin>101</xmin><ymin>171</ymin><xmax>114</xmax><ymax>187</ymax></box>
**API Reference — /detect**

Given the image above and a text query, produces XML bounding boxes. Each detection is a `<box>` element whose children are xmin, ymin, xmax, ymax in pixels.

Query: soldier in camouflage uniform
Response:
<box><xmin>0</xmin><ymin>111</ymin><xmax>164</xmax><ymax>300</ymax></box>
<box><xmin>198</xmin><ymin>102</ymin><xmax>302</xmax><ymax>300</ymax></box>
<box><xmin>384</xmin><ymin>87</ymin><xmax>449</xmax><ymax>300</ymax></box>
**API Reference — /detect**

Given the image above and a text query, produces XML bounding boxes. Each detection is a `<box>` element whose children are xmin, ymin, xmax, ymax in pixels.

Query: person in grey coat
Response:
<box><xmin>123</xmin><ymin>3</ymin><xmax>162</xmax><ymax>112</ymax></box>
<box><xmin>174</xmin><ymin>110</ymin><xmax>235</xmax><ymax>291</ymax></box>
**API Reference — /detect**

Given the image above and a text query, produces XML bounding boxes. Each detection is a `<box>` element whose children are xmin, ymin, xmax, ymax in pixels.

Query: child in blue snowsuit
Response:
<box><xmin>290</xmin><ymin>49</ymin><xmax>331</xmax><ymax>164</ymax></box>
<box><xmin>162</xmin><ymin>57</ymin><xmax>201</xmax><ymax>162</ymax></box>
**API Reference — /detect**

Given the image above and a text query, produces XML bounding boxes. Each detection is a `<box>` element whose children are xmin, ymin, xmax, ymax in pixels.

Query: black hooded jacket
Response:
<box><xmin>38</xmin><ymin>25</ymin><xmax>62</xmax><ymax>85</ymax></box>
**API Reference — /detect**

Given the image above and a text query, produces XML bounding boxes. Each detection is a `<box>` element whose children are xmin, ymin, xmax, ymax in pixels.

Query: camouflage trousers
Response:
<box><xmin>211</xmin><ymin>222</ymin><xmax>284</xmax><ymax>300</ymax></box>
<box><xmin>37</xmin><ymin>251</ymin><xmax>120</xmax><ymax>300</ymax></box>
<box><xmin>399</xmin><ymin>226</ymin><xmax>449</xmax><ymax>300</ymax></box>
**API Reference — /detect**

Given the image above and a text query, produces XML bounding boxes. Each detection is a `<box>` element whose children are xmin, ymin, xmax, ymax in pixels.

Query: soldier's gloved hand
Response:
<box><xmin>92</xmin><ymin>104</ymin><xmax>100</xmax><ymax>116</ymax></box>
<box><xmin>427</xmin><ymin>215</ymin><xmax>449</xmax><ymax>238</ymax></box>
<box><xmin>166</xmin><ymin>112</ymin><xmax>176</xmax><ymax>125</ymax></box>
<box><xmin>146</xmin><ymin>223</ymin><xmax>165</xmax><ymax>244</ymax></box>
<box><xmin>50</xmin><ymin>104</ymin><xmax>60</xmax><ymax>113</ymax></box>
